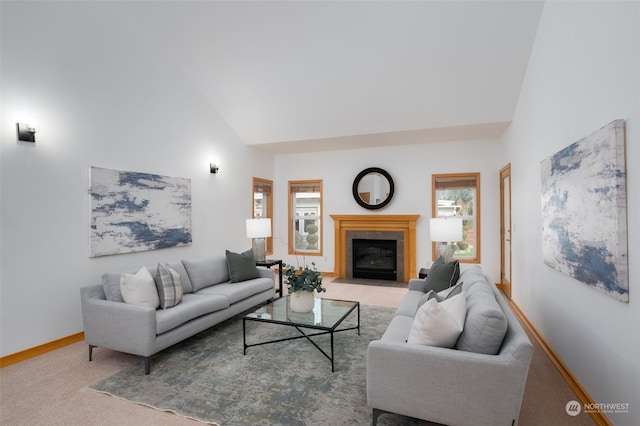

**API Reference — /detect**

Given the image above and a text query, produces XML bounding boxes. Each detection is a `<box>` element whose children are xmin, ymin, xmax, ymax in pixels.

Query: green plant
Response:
<box><xmin>283</xmin><ymin>262</ymin><xmax>326</xmax><ymax>294</ymax></box>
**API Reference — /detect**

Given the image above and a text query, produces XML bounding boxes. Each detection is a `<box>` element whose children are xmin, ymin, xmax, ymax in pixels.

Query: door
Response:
<box><xmin>500</xmin><ymin>164</ymin><xmax>512</xmax><ymax>298</ymax></box>
<box><xmin>252</xmin><ymin>177</ymin><xmax>273</xmax><ymax>255</ymax></box>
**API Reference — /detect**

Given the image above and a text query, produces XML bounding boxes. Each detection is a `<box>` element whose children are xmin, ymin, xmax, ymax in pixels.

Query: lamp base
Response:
<box><xmin>253</xmin><ymin>238</ymin><xmax>266</xmax><ymax>262</ymax></box>
<box><xmin>437</xmin><ymin>243</ymin><xmax>454</xmax><ymax>263</ymax></box>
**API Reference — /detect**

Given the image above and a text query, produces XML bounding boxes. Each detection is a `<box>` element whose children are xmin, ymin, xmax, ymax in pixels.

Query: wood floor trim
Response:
<box><xmin>508</xmin><ymin>300</ymin><xmax>611</xmax><ymax>426</ymax></box>
<box><xmin>0</xmin><ymin>332</ymin><xmax>85</xmax><ymax>368</ymax></box>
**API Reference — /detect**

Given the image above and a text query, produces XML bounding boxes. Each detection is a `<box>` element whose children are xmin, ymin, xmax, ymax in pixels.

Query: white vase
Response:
<box><xmin>289</xmin><ymin>290</ymin><xmax>315</xmax><ymax>313</ymax></box>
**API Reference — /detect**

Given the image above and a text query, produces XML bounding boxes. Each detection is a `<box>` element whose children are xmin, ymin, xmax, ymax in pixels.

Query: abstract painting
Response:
<box><xmin>89</xmin><ymin>167</ymin><xmax>192</xmax><ymax>257</ymax></box>
<box><xmin>540</xmin><ymin>119</ymin><xmax>628</xmax><ymax>302</ymax></box>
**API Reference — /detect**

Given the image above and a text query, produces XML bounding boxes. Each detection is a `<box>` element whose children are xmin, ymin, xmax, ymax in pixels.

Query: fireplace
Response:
<box><xmin>331</xmin><ymin>214</ymin><xmax>419</xmax><ymax>282</ymax></box>
<box><xmin>345</xmin><ymin>230</ymin><xmax>403</xmax><ymax>280</ymax></box>
<box><xmin>352</xmin><ymin>239</ymin><xmax>398</xmax><ymax>280</ymax></box>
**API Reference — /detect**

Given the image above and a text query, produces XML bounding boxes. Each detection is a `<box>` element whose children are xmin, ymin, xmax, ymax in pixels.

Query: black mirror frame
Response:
<box><xmin>352</xmin><ymin>167</ymin><xmax>395</xmax><ymax>210</ymax></box>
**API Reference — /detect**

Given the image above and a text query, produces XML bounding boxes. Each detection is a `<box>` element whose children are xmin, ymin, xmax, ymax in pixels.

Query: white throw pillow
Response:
<box><xmin>407</xmin><ymin>291</ymin><xmax>466</xmax><ymax>347</ymax></box>
<box><xmin>120</xmin><ymin>266</ymin><xmax>160</xmax><ymax>309</ymax></box>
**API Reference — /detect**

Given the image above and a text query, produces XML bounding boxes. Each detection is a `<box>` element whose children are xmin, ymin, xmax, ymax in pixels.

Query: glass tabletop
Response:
<box><xmin>244</xmin><ymin>296</ymin><xmax>358</xmax><ymax>330</ymax></box>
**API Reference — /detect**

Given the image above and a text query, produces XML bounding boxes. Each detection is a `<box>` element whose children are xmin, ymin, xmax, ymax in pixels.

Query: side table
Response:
<box><xmin>256</xmin><ymin>259</ymin><xmax>283</xmax><ymax>298</ymax></box>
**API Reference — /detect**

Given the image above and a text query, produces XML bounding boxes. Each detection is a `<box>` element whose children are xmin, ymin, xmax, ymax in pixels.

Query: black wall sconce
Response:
<box><xmin>17</xmin><ymin>123</ymin><xmax>36</xmax><ymax>142</ymax></box>
<box><xmin>210</xmin><ymin>163</ymin><xmax>219</xmax><ymax>174</ymax></box>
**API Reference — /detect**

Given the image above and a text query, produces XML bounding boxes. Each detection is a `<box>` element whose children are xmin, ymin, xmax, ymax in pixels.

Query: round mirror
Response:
<box><xmin>352</xmin><ymin>167</ymin><xmax>395</xmax><ymax>210</ymax></box>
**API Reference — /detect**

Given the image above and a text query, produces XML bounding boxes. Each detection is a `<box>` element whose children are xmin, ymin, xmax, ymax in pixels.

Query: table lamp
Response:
<box><xmin>246</xmin><ymin>218</ymin><xmax>272</xmax><ymax>261</ymax></box>
<box><xmin>430</xmin><ymin>217</ymin><xmax>463</xmax><ymax>263</ymax></box>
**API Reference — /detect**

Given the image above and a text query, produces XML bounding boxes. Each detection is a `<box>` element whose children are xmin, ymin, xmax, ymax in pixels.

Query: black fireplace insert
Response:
<box><xmin>352</xmin><ymin>238</ymin><xmax>397</xmax><ymax>280</ymax></box>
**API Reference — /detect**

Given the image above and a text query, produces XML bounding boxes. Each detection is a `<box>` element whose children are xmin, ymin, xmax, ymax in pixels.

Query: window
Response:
<box><xmin>252</xmin><ymin>177</ymin><xmax>273</xmax><ymax>255</ymax></box>
<box><xmin>288</xmin><ymin>180</ymin><xmax>322</xmax><ymax>255</ymax></box>
<box><xmin>432</xmin><ymin>173</ymin><xmax>480</xmax><ymax>262</ymax></box>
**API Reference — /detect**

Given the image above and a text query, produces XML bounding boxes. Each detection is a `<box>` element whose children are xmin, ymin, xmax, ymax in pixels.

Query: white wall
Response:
<box><xmin>273</xmin><ymin>139</ymin><xmax>505</xmax><ymax>281</ymax></box>
<box><xmin>502</xmin><ymin>2</ymin><xmax>639</xmax><ymax>424</ymax></box>
<box><xmin>0</xmin><ymin>2</ymin><xmax>274</xmax><ymax>356</ymax></box>
<box><xmin>0</xmin><ymin>1</ymin><xmax>507</xmax><ymax>359</ymax></box>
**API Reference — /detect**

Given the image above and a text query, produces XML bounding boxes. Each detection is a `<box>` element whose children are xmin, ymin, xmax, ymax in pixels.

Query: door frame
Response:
<box><xmin>499</xmin><ymin>164</ymin><xmax>512</xmax><ymax>299</ymax></box>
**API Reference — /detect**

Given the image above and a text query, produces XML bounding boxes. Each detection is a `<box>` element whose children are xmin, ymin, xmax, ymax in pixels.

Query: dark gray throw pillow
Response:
<box><xmin>225</xmin><ymin>249</ymin><xmax>259</xmax><ymax>282</ymax></box>
<box><xmin>423</xmin><ymin>257</ymin><xmax>460</xmax><ymax>293</ymax></box>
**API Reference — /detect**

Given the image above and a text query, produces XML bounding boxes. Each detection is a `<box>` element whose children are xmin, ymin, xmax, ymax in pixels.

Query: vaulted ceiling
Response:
<box><xmin>124</xmin><ymin>1</ymin><xmax>544</xmax><ymax>153</ymax></box>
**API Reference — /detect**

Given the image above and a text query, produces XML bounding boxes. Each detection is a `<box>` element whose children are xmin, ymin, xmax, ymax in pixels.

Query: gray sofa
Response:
<box><xmin>80</xmin><ymin>255</ymin><xmax>275</xmax><ymax>374</ymax></box>
<box><xmin>367</xmin><ymin>265</ymin><xmax>533</xmax><ymax>426</ymax></box>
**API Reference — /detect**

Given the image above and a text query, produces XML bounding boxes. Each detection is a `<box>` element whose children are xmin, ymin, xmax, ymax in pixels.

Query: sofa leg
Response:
<box><xmin>372</xmin><ymin>408</ymin><xmax>385</xmax><ymax>426</ymax></box>
<box><xmin>89</xmin><ymin>345</ymin><xmax>96</xmax><ymax>362</ymax></box>
<box><xmin>144</xmin><ymin>357</ymin><xmax>151</xmax><ymax>375</ymax></box>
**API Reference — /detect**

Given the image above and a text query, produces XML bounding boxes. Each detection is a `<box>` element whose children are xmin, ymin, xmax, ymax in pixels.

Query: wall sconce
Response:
<box><xmin>210</xmin><ymin>163</ymin><xmax>219</xmax><ymax>174</ymax></box>
<box><xmin>16</xmin><ymin>123</ymin><xmax>36</xmax><ymax>142</ymax></box>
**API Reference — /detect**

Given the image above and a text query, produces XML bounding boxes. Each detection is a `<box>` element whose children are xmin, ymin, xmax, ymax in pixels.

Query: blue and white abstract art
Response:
<box><xmin>89</xmin><ymin>167</ymin><xmax>192</xmax><ymax>257</ymax></box>
<box><xmin>540</xmin><ymin>119</ymin><xmax>628</xmax><ymax>302</ymax></box>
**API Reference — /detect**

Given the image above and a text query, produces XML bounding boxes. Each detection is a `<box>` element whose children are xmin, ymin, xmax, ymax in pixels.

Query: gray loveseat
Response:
<box><xmin>367</xmin><ymin>265</ymin><xmax>533</xmax><ymax>426</ymax></box>
<box><xmin>80</xmin><ymin>255</ymin><xmax>275</xmax><ymax>374</ymax></box>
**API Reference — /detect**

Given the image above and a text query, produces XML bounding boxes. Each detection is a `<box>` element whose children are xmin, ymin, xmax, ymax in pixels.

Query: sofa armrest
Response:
<box><xmin>256</xmin><ymin>267</ymin><xmax>275</xmax><ymax>281</ymax></box>
<box><xmin>80</xmin><ymin>286</ymin><xmax>156</xmax><ymax>357</ymax></box>
<box><xmin>367</xmin><ymin>340</ymin><xmax>531</xmax><ymax>426</ymax></box>
<box><xmin>408</xmin><ymin>278</ymin><xmax>426</xmax><ymax>292</ymax></box>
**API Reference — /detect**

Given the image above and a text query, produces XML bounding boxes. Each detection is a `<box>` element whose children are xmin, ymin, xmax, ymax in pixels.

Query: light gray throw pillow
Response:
<box><xmin>417</xmin><ymin>281</ymin><xmax>464</xmax><ymax>309</ymax></box>
<box><xmin>102</xmin><ymin>271</ymin><xmax>124</xmax><ymax>302</ymax></box>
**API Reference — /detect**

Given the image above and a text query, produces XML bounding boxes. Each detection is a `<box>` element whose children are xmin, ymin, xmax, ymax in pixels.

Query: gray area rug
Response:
<box><xmin>90</xmin><ymin>304</ymin><xmax>431</xmax><ymax>425</ymax></box>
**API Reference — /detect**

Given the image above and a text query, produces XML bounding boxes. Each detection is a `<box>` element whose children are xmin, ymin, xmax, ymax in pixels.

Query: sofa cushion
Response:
<box><xmin>395</xmin><ymin>290</ymin><xmax>426</xmax><ymax>317</ymax></box>
<box><xmin>460</xmin><ymin>265</ymin><xmax>490</xmax><ymax>290</ymax></box>
<box><xmin>156</xmin><ymin>293</ymin><xmax>229</xmax><ymax>335</ymax></box>
<box><xmin>456</xmin><ymin>281</ymin><xmax>508</xmax><ymax>355</ymax></box>
<box><xmin>380</xmin><ymin>314</ymin><xmax>415</xmax><ymax>343</ymax></box>
<box><xmin>423</xmin><ymin>257</ymin><xmax>460</xmax><ymax>293</ymax></box>
<box><xmin>225</xmin><ymin>249</ymin><xmax>259</xmax><ymax>282</ymax></box>
<box><xmin>120</xmin><ymin>266</ymin><xmax>160</xmax><ymax>309</ymax></box>
<box><xmin>195</xmin><ymin>277</ymin><xmax>274</xmax><ymax>304</ymax></box>
<box><xmin>102</xmin><ymin>271</ymin><xmax>125</xmax><ymax>302</ymax></box>
<box><xmin>407</xmin><ymin>291</ymin><xmax>466</xmax><ymax>347</ymax></box>
<box><xmin>183</xmin><ymin>256</ymin><xmax>230</xmax><ymax>291</ymax></box>
<box><xmin>154</xmin><ymin>264</ymin><xmax>183</xmax><ymax>309</ymax></box>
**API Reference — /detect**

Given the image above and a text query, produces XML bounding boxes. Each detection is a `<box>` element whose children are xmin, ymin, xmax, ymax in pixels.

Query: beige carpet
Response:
<box><xmin>0</xmin><ymin>281</ymin><xmax>596</xmax><ymax>425</ymax></box>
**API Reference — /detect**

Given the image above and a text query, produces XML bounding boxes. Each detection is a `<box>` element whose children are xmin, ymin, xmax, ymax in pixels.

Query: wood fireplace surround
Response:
<box><xmin>331</xmin><ymin>214</ymin><xmax>419</xmax><ymax>282</ymax></box>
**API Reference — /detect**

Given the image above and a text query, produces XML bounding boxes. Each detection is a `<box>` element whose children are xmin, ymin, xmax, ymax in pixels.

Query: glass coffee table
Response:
<box><xmin>243</xmin><ymin>296</ymin><xmax>360</xmax><ymax>372</ymax></box>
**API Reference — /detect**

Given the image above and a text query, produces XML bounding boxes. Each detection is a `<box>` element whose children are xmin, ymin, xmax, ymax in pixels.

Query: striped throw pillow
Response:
<box><xmin>155</xmin><ymin>263</ymin><xmax>183</xmax><ymax>309</ymax></box>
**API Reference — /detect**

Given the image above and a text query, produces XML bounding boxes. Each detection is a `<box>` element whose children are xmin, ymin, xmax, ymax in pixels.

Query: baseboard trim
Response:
<box><xmin>508</xmin><ymin>300</ymin><xmax>611</xmax><ymax>426</ymax></box>
<box><xmin>0</xmin><ymin>332</ymin><xmax>85</xmax><ymax>368</ymax></box>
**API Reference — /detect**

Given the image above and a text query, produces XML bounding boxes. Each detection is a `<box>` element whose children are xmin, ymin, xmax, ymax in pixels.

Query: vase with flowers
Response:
<box><xmin>283</xmin><ymin>262</ymin><xmax>326</xmax><ymax>313</ymax></box>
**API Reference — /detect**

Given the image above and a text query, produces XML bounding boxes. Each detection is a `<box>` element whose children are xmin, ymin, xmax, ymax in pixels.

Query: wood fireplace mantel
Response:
<box><xmin>330</xmin><ymin>214</ymin><xmax>420</xmax><ymax>282</ymax></box>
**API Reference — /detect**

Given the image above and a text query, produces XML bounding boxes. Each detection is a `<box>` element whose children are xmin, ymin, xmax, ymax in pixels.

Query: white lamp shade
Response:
<box><xmin>246</xmin><ymin>218</ymin><xmax>272</xmax><ymax>238</ymax></box>
<box><xmin>430</xmin><ymin>217</ymin><xmax>463</xmax><ymax>242</ymax></box>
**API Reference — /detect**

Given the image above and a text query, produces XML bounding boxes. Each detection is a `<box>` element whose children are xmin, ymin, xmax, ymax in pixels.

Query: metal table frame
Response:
<box><xmin>243</xmin><ymin>297</ymin><xmax>360</xmax><ymax>372</ymax></box>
